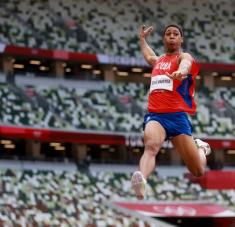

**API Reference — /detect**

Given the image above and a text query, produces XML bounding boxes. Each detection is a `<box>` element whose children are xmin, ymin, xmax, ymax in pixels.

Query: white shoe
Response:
<box><xmin>131</xmin><ymin>171</ymin><xmax>146</xmax><ymax>200</ymax></box>
<box><xmin>195</xmin><ymin>139</ymin><xmax>211</xmax><ymax>156</ymax></box>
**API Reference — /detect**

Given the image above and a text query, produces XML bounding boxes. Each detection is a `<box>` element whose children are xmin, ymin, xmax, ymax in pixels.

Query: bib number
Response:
<box><xmin>150</xmin><ymin>75</ymin><xmax>173</xmax><ymax>92</ymax></box>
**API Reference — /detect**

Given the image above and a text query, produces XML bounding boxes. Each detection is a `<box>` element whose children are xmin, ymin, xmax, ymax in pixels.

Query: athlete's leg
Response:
<box><xmin>131</xmin><ymin>121</ymin><xmax>166</xmax><ymax>199</ymax></box>
<box><xmin>140</xmin><ymin>121</ymin><xmax>166</xmax><ymax>179</ymax></box>
<box><xmin>171</xmin><ymin>135</ymin><xmax>208</xmax><ymax>177</ymax></box>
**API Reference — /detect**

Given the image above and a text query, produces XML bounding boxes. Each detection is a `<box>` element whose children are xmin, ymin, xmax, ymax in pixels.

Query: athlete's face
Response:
<box><xmin>163</xmin><ymin>27</ymin><xmax>183</xmax><ymax>53</ymax></box>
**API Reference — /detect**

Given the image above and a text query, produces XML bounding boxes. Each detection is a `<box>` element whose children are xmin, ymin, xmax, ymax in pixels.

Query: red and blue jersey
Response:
<box><xmin>148</xmin><ymin>53</ymin><xmax>199</xmax><ymax>114</ymax></box>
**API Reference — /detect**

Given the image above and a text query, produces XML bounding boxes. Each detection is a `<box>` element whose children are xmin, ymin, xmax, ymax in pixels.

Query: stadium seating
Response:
<box><xmin>0</xmin><ymin>81</ymin><xmax>234</xmax><ymax>137</ymax></box>
<box><xmin>0</xmin><ymin>169</ymin><xmax>153</xmax><ymax>226</ymax></box>
<box><xmin>0</xmin><ymin>0</ymin><xmax>234</xmax><ymax>62</ymax></box>
<box><xmin>0</xmin><ymin>82</ymin><xmax>69</xmax><ymax>129</ymax></box>
<box><xmin>190</xmin><ymin>86</ymin><xmax>235</xmax><ymax>137</ymax></box>
<box><xmin>0</xmin><ymin>4</ymin><xmax>37</xmax><ymax>47</ymax></box>
<box><xmin>92</xmin><ymin>171</ymin><xmax>212</xmax><ymax>201</ymax></box>
<box><xmin>0</xmin><ymin>168</ymin><xmax>234</xmax><ymax>225</ymax></box>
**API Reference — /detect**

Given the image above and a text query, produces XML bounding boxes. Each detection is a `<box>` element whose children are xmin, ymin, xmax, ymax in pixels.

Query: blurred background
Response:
<box><xmin>0</xmin><ymin>0</ymin><xmax>235</xmax><ymax>226</ymax></box>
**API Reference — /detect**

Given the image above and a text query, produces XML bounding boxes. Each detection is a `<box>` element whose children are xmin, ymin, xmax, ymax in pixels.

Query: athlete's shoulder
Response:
<box><xmin>179</xmin><ymin>52</ymin><xmax>194</xmax><ymax>61</ymax></box>
<box><xmin>151</xmin><ymin>54</ymin><xmax>165</xmax><ymax>67</ymax></box>
<box><xmin>155</xmin><ymin>54</ymin><xmax>166</xmax><ymax>62</ymax></box>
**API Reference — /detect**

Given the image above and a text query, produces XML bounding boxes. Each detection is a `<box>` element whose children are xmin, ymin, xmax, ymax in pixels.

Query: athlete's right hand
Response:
<box><xmin>139</xmin><ymin>25</ymin><xmax>153</xmax><ymax>39</ymax></box>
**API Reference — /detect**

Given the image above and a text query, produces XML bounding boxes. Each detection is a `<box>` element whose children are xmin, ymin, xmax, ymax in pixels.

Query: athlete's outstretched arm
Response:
<box><xmin>139</xmin><ymin>25</ymin><xmax>158</xmax><ymax>66</ymax></box>
<box><xmin>167</xmin><ymin>53</ymin><xmax>193</xmax><ymax>80</ymax></box>
<box><xmin>178</xmin><ymin>53</ymin><xmax>193</xmax><ymax>75</ymax></box>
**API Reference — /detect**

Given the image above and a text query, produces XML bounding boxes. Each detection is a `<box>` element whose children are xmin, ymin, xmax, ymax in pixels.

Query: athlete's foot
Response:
<box><xmin>131</xmin><ymin>171</ymin><xmax>146</xmax><ymax>200</ymax></box>
<box><xmin>195</xmin><ymin>139</ymin><xmax>211</xmax><ymax>156</ymax></box>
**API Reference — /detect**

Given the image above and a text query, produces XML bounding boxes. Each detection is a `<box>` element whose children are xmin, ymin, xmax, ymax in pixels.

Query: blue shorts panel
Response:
<box><xmin>143</xmin><ymin>112</ymin><xmax>193</xmax><ymax>140</ymax></box>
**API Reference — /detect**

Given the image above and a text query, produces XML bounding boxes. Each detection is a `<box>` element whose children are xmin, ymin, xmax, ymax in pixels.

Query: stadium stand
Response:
<box><xmin>0</xmin><ymin>82</ymin><xmax>69</xmax><ymax>129</ymax></box>
<box><xmin>91</xmin><ymin>170</ymin><xmax>235</xmax><ymax>210</ymax></box>
<box><xmin>0</xmin><ymin>168</ymin><xmax>162</xmax><ymax>226</ymax></box>
<box><xmin>1</xmin><ymin>78</ymin><xmax>234</xmax><ymax>138</ymax></box>
<box><xmin>0</xmin><ymin>0</ymin><xmax>234</xmax><ymax>226</ymax></box>
<box><xmin>0</xmin><ymin>168</ymin><xmax>234</xmax><ymax>225</ymax></box>
<box><xmin>0</xmin><ymin>0</ymin><xmax>235</xmax><ymax>62</ymax></box>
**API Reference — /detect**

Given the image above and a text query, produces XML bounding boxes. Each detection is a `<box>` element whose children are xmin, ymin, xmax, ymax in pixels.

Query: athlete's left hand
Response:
<box><xmin>166</xmin><ymin>71</ymin><xmax>187</xmax><ymax>80</ymax></box>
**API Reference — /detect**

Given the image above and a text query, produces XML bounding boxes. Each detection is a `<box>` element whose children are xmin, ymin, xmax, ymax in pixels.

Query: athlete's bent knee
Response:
<box><xmin>144</xmin><ymin>140</ymin><xmax>161</xmax><ymax>156</ymax></box>
<box><xmin>191</xmin><ymin>166</ymin><xmax>205</xmax><ymax>177</ymax></box>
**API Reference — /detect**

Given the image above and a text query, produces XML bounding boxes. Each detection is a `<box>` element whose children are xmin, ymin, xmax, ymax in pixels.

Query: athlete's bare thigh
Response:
<box><xmin>171</xmin><ymin>134</ymin><xmax>205</xmax><ymax>176</ymax></box>
<box><xmin>144</xmin><ymin>121</ymin><xmax>166</xmax><ymax>154</ymax></box>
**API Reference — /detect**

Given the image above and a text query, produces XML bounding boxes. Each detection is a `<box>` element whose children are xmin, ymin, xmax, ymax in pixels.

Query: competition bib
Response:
<box><xmin>150</xmin><ymin>75</ymin><xmax>173</xmax><ymax>92</ymax></box>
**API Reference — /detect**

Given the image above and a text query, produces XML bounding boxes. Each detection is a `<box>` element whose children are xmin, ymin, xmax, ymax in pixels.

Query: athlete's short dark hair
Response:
<box><xmin>163</xmin><ymin>24</ymin><xmax>183</xmax><ymax>37</ymax></box>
